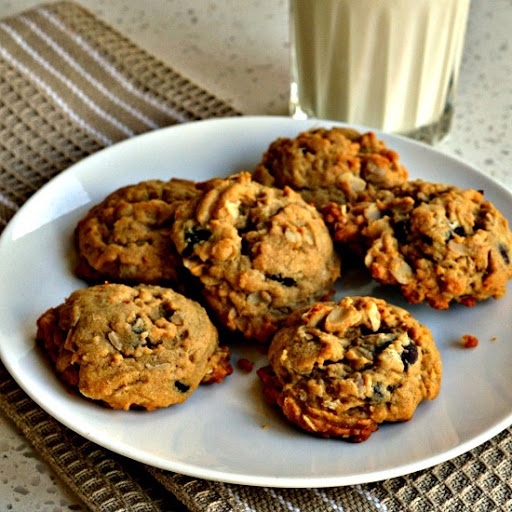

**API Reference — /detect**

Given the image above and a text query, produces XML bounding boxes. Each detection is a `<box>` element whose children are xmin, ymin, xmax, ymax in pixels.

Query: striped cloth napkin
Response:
<box><xmin>0</xmin><ymin>2</ymin><xmax>511</xmax><ymax>511</ymax></box>
<box><xmin>0</xmin><ymin>0</ymin><xmax>236</xmax><ymax>223</ymax></box>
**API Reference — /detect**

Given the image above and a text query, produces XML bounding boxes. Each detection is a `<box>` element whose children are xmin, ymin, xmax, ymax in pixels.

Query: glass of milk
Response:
<box><xmin>289</xmin><ymin>0</ymin><xmax>471</xmax><ymax>144</ymax></box>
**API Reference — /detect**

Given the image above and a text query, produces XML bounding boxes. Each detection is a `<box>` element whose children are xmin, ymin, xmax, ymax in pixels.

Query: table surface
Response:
<box><xmin>0</xmin><ymin>0</ymin><xmax>510</xmax><ymax>510</ymax></box>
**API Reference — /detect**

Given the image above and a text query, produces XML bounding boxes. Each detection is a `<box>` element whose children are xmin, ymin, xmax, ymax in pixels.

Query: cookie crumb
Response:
<box><xmin>261</xmin><ymin>424</ymin><xmax>269</xmax><ymax>429</ymax></box>
<box><xmin>237</xmin><ymin>358</ymin><xmax>254</xmax><ymax>373</ymax></box>
<box><xmin>461</xmin><ymin>334</ymin><xmax>479</xmax><ymax>348</ymax></box>
<box><xmin>490</xmin><ymin>336</ymin><xmax>498</xmax><ymax>342</ymax></box>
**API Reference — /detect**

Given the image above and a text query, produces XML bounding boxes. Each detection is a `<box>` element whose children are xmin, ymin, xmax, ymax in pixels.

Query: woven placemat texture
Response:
<box><xmin>0</xmin><ymin>2</ymin><xmax>511</xmax><ymax>511</ymax></box>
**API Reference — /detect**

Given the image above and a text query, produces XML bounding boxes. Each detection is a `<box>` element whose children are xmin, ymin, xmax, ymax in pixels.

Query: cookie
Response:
<box><xmin>170</xmin><ymin>172</ymin><xmax>341</xmax><ymax>343</ymax></box>
<box><xmin>36</xmin><ymin>283</ymin><xmax>232</xmax><ymax>410</ymax></box>
<box><xmin>75</xmin><ymin>178</ymin><xmax>200</xmax><ymax>284</ymax></box>
<box><xmin>323</xmin><ymin>180</ymin><xmax>512</xmax><ymax>309</ymax></box>
<box><xmin>257</xmin><ymin>296</ymin><xmax>442</xmax><ymax>442</ymax></box>
<box><xmin>253</xmin><ymin>127</ymin><xmax>408</xmax><ymax>208</ymax></box>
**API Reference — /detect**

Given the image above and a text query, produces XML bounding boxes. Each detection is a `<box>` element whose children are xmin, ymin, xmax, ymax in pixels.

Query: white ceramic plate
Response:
<box><xmin>1</xmin><ymin>116</ymin><xmax>511</xmax><ymax>488</ymax></box>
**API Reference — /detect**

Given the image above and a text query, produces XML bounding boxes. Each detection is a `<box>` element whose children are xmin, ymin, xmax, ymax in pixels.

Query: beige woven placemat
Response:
<box><xmin>0</xmin><ymin>2</ymin><xmax>511</xmax><ymax>511</ymax></box>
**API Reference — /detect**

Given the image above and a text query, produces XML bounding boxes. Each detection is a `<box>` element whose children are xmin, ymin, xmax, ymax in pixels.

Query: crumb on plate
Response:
<box><xmin>237</xmin><ymin>358</ymin><xmax>254</xmax><ymax>373</ymax></box>
<box><xmin>461</xmin><ymin>334</ymin><xmax>479</xmax><ymax>348</ymax></box>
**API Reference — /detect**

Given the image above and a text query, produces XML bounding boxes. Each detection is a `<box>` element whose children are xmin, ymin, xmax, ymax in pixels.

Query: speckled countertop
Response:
<box><xmin>0</xmin><ymin>0</ymin><xmax>511</xmax><ymax>510</ymax></box>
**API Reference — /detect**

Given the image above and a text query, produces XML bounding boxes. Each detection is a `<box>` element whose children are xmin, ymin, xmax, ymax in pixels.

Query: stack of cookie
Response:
<box><xmin>36</xmin><ymin>126</ymin><xmax>512</xmax><ymax>442</ymax></box>
<box><xmin>36</xmin><ymin>168</ymin><xmax>341</xmax><ymax>416</ymax></box>
<box><xmin>37</xmin><ymin>178</ymin><xmax>233</xmax><ymax>412</ymax></box>
<box><xmin>254</xmin><ymin>126</ymin><xmax>512</xmax><ymax>309</ymax></box>
<box><xmin>252</xmin><ymin>126</ymin><xmax>512</xmax><ymax>441</ymax></box>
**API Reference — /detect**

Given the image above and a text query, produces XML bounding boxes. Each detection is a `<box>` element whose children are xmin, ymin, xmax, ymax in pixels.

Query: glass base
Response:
<box><xmin>399</xmin><ymin>104</ymin><xmax>453</xmax><ymax>145</ymax></box>
<box><xmin>289</xmin><ymin>82</ymin><xmax>454</xmax><ymax>146</ymax></box>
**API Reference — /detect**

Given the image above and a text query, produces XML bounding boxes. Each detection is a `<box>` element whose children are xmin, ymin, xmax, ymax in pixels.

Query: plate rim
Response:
<box><xmin>1</xmin><ymin>115</ymin><xmax>511</xmax><ymax>488</ymax></box>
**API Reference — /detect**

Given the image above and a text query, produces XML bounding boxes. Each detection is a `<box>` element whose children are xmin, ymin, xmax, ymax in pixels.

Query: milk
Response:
<box><xmin>290</xmin><ymin>0</ymin><xmax>470</xmax><ymax>142</ymax></box>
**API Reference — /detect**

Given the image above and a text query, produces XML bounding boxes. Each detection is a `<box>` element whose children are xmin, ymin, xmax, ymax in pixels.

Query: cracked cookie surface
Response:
<box><xmin>170</xmin><ymin>172</ymin><xmax>341</xmax><ymax>343</ymax></box>
<box><xmin>75</xmin><ymin>178</ymin><xmax>199</xmax><ymax>284</ymax></box>
<box><xmin>36</xmin><ymin>283</ymin><xmax>232</xmax><ymax>410</ymax></box>
<box><xmin>257</xmin><ymin>296</ymin><xmax>442</xmax><ymax>442</ymax></box>
<box><xmin>253</xmin><ymin>127</ymin><xmax>408</xmax><ymax>208</ymax></box>
<box><xmin>323</xmin><ymin>180</ymin><xmax>512</xmax><ymax>308</ymax></box>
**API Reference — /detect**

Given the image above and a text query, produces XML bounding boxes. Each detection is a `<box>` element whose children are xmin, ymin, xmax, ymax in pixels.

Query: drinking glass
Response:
<box><xmin>289</xmin><ymin>0</ymin><xmax>471</xmax><ymax>144</ymax></box>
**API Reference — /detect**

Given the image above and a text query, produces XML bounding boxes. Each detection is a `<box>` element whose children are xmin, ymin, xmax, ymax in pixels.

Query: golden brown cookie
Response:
<box><xmin>75</xmin><ymin>178</ymin><xmax>199</xmax><ymax>284</ymax></box>
<box><xmin>253</xmin><ymin>127</ymin><xmax>408</xmax><ymax>208</ymax></box>
<box><xmin>170</xmin><ymin>172</ymin><xmax>341</xmax><ymax>343</ymax></box>
<box><xmin>323</xmin><ymin>180</ymin><xmax>512</xmax><ymax>308</ymax></box>
<box><xmin>258</xmin><ymin>296</ymin><xmax>442</xmax><ymax>442</ymax></box>
<box><xmin>36</xmin><ymin>283</ymin><xmax>232</xmax><ymax>410</ymax></box>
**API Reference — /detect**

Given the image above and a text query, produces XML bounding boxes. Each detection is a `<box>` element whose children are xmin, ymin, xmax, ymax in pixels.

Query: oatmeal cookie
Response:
<box><xmin>36</xmin><ymin>283</ymin><xmax>232</xmax><ymax>410</ymax></box>
<box><xmin>170</xmin><ymin>172</ymin><xmax>341</xmax><ymax>343</ymax></box>
<box><xmin>75</xmin><ymin>178</ymin><xmax>199</xmax><ymax>284</ymax></box>
<box><xmin>323</xmin><ymin>180</ymin><xmax>512</xmax><ymax>308</ymax></box>
<box><xmin>257</xmin><ymin>296</ymin><xmax>442</xmax><ymax>442</ymax></box>
<box><xmin>252</xmin><ymin>127</ymin><xmax>408</xmax><ymax>208</ymax></box>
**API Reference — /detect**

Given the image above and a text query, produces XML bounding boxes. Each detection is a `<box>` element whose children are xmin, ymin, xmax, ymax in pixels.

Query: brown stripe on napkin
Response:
<box><xmin>147</xmin><ymin>468</ymin><xmax>383</xmax><ymax>512</ymax></box>
<box><xmin>44</xmin><ymin>1</ymin><xmax>238</xmax><ymax>125</ymax></box>
<box><xmin>0</xmin><ymin>0</ymin><xmax>239</xmax><ymax>222</ymax></box>
<box><xmin>147</xmin><ymin>440</ymin><xmax>512</xmax><ymax>512</ymax></box>
<box><xmin>1</xmin><ymin>17</ymin><xmax>139</xmax><ymax>142</ymax></box>
<box><xmin>0</xmin><ymin>50</ymin><xmax>102</xmax><ymax>208</ymax></box>
<box><xmin>0</xmin><ymin>363</ymin><xmax>187</xmax><ymax>511</ymax></box>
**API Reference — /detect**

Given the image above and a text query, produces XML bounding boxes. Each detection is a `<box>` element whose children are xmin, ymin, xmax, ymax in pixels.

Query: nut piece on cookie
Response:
<box><xmin>253</xmin><ymin>127</ymin><xmax>408</xmax><ymax>208</ymax></box>
<box><xmin>75</xmin><ymin>178</ymin><xmax>200</xmax><ymax>285</ymax></box>
<box><xmin>257</xmin><ymin>296</ymin><xmax>442</xmax><ymax>442</ymax></box>
<box><xmin>171</xmin><ymin>172</ymin><xmax>341</xmax><ymax>343</ymax></box>
<box><xmin>36</xmin><ymin>283</ymin><xmax>232</xmax><ymax>410</ymax></box>
<box><xmin>323</xmin><ymin>180</ymin><xmax>512</xmax><ymax>309</ymax></box>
